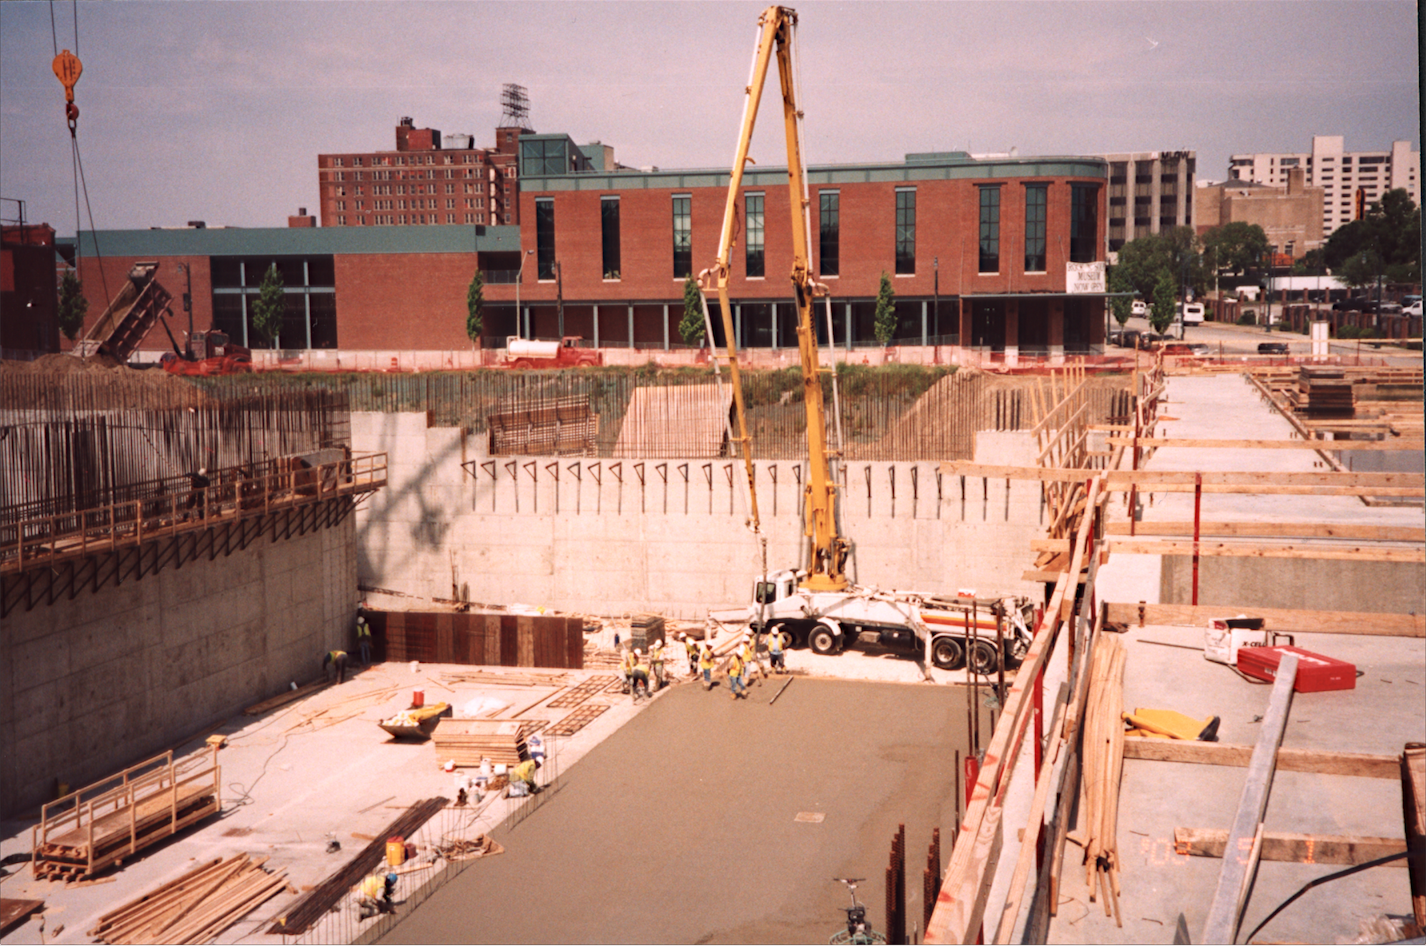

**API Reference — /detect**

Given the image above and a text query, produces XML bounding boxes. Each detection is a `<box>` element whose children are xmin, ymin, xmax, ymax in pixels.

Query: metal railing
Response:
<box><xmin>1</xmin><ymin>453</ymin><xmax>386</xmax><ymax>572</ymax></box>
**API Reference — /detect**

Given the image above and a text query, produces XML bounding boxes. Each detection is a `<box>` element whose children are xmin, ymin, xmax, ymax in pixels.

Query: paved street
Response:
<box><xmin>1110</xmin><ymin>316</ymin><xmax>1423</xmax><ymax>368</ymax></box>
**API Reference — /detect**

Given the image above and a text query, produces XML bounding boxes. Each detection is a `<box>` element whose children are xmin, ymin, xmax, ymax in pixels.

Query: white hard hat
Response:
<box><xmin>634</xmin><ymin>648</ymin><xmax>643</xmax><ymax>656</ymax></box>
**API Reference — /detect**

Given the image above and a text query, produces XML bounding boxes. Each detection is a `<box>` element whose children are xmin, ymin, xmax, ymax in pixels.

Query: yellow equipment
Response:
<box><xmin>699</xmin><ymin>5</ymin><xmax>848</xmax><ymax>593</ymax></box>
<box><xmin>1123</xmin><ymin>708</ymin><xmax>1221</xmax><ymax>741</ymax></box>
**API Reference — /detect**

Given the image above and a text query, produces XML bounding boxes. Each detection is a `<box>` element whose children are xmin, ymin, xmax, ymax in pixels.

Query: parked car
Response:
<box><xmin>1332</xmin><ymin>297</ymin><xmax>1375</xmax><ymax>312</ymax></box>
<box><xmin>1257</xmin><ymin>342</ymin><xmax>1289</xmax><ymax>354</ymax></box>
<box><xmin>1110</xmin><ymin>330</ymin><xmax>1144</xmax><ymax>348</ymax></box>
<box><xmin>1176</xmin><ymin>302</ymin><xmax>1205</xmax><ymax>324</ymax></box>
<box><xmin>1377</xmin><ymin>302</ymin><xmax>1403</xmax><ymax>316</ymax></box>
<box><xmin>1406</xmin><ymin>301</ymin><xmax>1423</xmax><ymax>317</ymax></box>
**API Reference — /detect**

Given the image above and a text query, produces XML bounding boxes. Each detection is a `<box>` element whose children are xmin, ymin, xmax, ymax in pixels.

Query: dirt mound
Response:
<box><xmin>0</xmin><ymin>354</ymin><xmax>209</xmax><ymax>409</ymax></box>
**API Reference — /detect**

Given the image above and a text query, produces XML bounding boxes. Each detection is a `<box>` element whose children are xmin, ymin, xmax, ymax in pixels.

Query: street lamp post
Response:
<box><xmin>515</xmin><ymin>248</ymin><xmax>534</xmax><ymax>340</ymax></box>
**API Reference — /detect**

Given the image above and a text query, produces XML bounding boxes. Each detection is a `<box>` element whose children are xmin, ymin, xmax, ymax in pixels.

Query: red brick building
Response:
<box><xmin>317</xmin><ymin>118</ymin><xmax>530</xmax><ymax>229</ymax></box>
<box><xmin>70</xmin><ymin>137</ymin><xmax>1110</xmax><ymax>361</ymax></box>
<box><xmin>1</xmin><ymin>222</ymin><xmax>61</xmax><ymax>357</ymax></box>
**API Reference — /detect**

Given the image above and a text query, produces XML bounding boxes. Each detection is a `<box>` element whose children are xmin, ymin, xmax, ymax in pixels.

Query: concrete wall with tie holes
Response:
<box><xmin>353</xmin><ymin>412</ymin><xmax>1048</xmax><ymax>620</ymax></box>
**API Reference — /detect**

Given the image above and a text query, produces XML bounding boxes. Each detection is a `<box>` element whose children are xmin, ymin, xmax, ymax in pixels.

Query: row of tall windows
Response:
<box><xmin>980</xmin><ymin>183</ymin><xmax>1098</xmax><ymax>273</ymax></box>
<box><xmin>533</xmin><ymin>184</ymin><xmax>1098</xmax><ymax>283</ymax></box>
<box><xmin>210</xmin><ymin>257</ymin><xmax>338</xmax><ymax>349</ymax></box>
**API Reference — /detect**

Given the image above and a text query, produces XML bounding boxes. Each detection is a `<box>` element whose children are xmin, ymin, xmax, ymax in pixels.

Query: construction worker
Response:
<box><xmin>649</xmin><ymin>638</ymin><xmax>666</xmax><ymax>690</ymax></box>
<box><xmin>683</xmin><ymin>633</ymin><xmax>701</xmax><ymax>675</ymax></box>
<box><xmin>727</xmin><ymin>648</ymin><xmax>747</xmax><ymax>700</ymax></box>
<box><xmin>739</xmin><ymin>635</ymin><xmax>760</xmax><ymax>685</ymax></box>
<box><xmin>355</xmin><ymin>612</ymin><xmax>372</xmax><ymax>666</ymax></box>
<box><xmin>699</xmin><ymin>641</ymin><xmax>717</xmax><ymax>690</ymax></box>
<box><xmin>620</xmin><ymin>645</ymin><xmax>638</xmax><ymax>694</ymax></box>
<box><xmin>630</xmin><ymin>654</ymin><xmax>651</xmax><ymax>702</ymax></box>
<box><xmin>323</xmin><ymin>649</ymin><xmax>349</xmax><ymax>684</ymax></box>
<box><xmin>767</xmin><ymin>626</ymin><xmax>788</xmax><ymax>673</ymax></box>
<box><xmin>510</xmin><ymin>758</ymin><xmax>541</xmax><ymax>796</ymax></box>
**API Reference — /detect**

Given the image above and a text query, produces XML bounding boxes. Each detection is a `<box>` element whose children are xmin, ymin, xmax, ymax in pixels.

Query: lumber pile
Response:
<box><xmin>430</xmin><ymin>719</ymin><xmax>528</xmax><ymax>766</ymax></box>
<box><xmin>440</xmin><ymin>669</ymin><xmax>570</xmax><ymax>688</ymax></box>
<box><xmin>1077</xmin><ymin>634</ymin><xmax>1126</xmax><ymax>927</ymax></box>
<box><xmin>88</xmin><ymin>854</ymin><xmax>291</xmax><ymax>945</ymax></box>
<box><xmin>1297</xmin><ymin>368</ymin><xmax>1354</xmax><ymax>418</ymax></box>
<box><xmin>267</xmin><ymin>797</ymin><xmax>448</xmax><ymax>936</ymax></box>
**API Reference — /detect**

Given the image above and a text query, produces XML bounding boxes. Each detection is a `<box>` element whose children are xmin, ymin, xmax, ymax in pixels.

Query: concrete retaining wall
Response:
<box><xmin>0</xmin><ymin>519</ymin><xmax>357</xmax><ymax>817</ymax></box>
<box><xmin>1161</xmin><ymin>554</ymin><xmax>1426</xmax><ymax>615</ymax></box>
<box><xmin>353</xmin><ymin>412</ymin><xmax>1047</xmax><ymax>620</ymax></box>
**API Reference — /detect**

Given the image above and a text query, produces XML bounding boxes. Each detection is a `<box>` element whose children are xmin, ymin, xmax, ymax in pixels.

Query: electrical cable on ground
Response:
<box><xmin>1243</xmin><ymin>850</ymin><xmax>1409</xmax><ymax>943</ymax></box>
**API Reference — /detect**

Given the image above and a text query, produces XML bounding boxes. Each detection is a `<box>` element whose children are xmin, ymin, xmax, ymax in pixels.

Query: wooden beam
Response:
<box><xmin>1104</xmin><ymin>602</ymin><xmax>1424</xmax><ymax>638</ymax></box>
<box><xmin>936</xmin><ymin>463</ymin><xmax>1424</xmax><ymax>496</ymax></box>
<box><xmin>1106</xmin><ymin>538</ymin><xmax>1423</xmax><ymax>564</ymax></box>
<box><xmin>1123</xmin><ymin>739</ymin><xmax>1400</xmax><ymax>779</ymax></box>
<box><xmin>1105</xmin><ymin>436</ymin><xmax>1422</xmax><ymax>451</ymax></box>
<box><xmin>1174</xmin><ymin>827</ymin><xmax>1407</xmax><ymax>867</ymax></box>
<box><xmin>1105</xmin><ymin>521</ymin><xmax>1426</xmax><ymax>542</ymax></box>
<box><xmin>1202</xmin><ymin>654</ymin><xmax>1297</xmax><ymax>945</ymax></box>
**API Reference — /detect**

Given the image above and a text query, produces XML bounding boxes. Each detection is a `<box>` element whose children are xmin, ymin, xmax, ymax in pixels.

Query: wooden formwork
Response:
<box><xmin>31</xmin><ymin>747</ymin><xmax>220</xmax><ymax>883</ymax></box>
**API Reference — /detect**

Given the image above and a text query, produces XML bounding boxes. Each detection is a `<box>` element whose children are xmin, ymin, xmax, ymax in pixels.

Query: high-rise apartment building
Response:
<box><xmin>317</xmin><ymin>117</ymin><xmax>527</xmax><ymax>228</ymax></box>
<box><xmin>1228</xmin><ymin>137</ymin><xmax>1420</xmax><ymax>236</ymax></box>
<box><xmin>1100</xmin><ymin>150</ymin><xmax>1196</xmax><ymax>253</ymax></box>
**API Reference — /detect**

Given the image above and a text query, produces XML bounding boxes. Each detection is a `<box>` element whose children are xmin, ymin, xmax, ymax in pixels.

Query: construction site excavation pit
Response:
<box><xmin>381</xmin><ymin>677</ymin><xmax>991</xmax><ymax>945</ymax></box>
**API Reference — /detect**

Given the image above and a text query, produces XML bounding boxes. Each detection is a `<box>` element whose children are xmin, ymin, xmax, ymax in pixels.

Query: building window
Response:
<box><xmin>745</xmin><ymin>192</ymin><xmax>765</xmax><ymax>278</ymax></box>
<box><xmin>1024</xmin><ymin>184</ymin><xmax>1047</xmax><ymax>272</ymax></box>
<box><xmin>1070</xmin><ymin>185</ymin><xmax>1098</xmax><ymax>263</ymax></box>
<box><xmin>895</xmin><ymin>188</ymin><xmax>916</xmax><ymax>275</ymax></box>
<box><xmin>819</xmin><ymin>191</ymin><xmax>839</xmax><ymax>277</ymax></box>
<box><xmin>672</xmin><ymin>194</ymin><xmax>692</xmax><ymax>278</ymax></box>
<box><xmin>601</xmin><ymin>196</ymin><xmax>621</xmax><ymax>279</ymax></box>
<box><xmin>979</xmin><ymin>186</ymin><xmax>1001</xmax><ymax>273</ymax></box>
<box><xmin>535</xmin><ymin>198</ymin><xmax>556</xmax><ymax>280</ymax></box>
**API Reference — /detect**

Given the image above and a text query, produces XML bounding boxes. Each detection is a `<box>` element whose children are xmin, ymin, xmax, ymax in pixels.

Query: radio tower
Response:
<box><xmin>500</xmin><ymin>83</ymin><xmax>532</xmax><ymax>131</ymax></box>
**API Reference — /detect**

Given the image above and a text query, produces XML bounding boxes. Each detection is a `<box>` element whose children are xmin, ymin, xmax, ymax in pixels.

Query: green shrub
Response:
<box><xmin>1237</xmin><ymin>310</ymin><xmax>1257</xmax><ymax>325</ymax></box>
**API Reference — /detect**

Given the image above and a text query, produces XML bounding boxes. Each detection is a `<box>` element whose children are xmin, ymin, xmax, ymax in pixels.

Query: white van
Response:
<box><xmin>1177</xmin><ymin>302</ymin><xmax>1205</xmax><ymax>325</ymax></box>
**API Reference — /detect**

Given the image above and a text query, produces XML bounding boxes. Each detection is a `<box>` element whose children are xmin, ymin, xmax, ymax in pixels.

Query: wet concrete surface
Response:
<box><xmin>382</xmin><ymin>676</ymin><xmax>990</xmax><ymax>944</ymax></box>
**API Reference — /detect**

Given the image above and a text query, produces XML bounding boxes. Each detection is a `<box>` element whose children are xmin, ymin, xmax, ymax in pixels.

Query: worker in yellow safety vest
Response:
<box><xmin>511</xmin><ymin>758</ymin><xmax>541</xmax><ymax>796</ymax></box>
<box><xmin>727</xmin><ymin>649</ymin><xmax>747</xmax><ymax>700</ymax></box>
<box><xmin>699</xmin><ymin>642</ymin><xmax>717</xmax><ymax>690</ymax></box>
<box><xmin>739</xmin><ymin>635</ymin><xmax>760</xmax><ymax>685</ymax></box>
<box><xmin>356</xmin><ymin>614</ymin><xmax>372</xmax><ymax>666</ymax></box>
<box><xmin>631</xmin><ymin>654</ymin><xmax>651</xmax><ymax>702</ymax></box>
<box><xmin>767</xmin><ymin>627</ymin><xmax>788</xmax><ymax>673</ymax></box>
<box><xmin>323</xmin><ymin>649</ymin><xmax>349</xmax><ymax>684</ymax></box>
<box><xmin>683</xmin><ymin>633</ymin><xmax>700</xmax><ymax>675</ymax></box>
<box><xmin>649</xmin><ymin>639</ymin><xmax>666</xmax><ymax>690</ymax></box>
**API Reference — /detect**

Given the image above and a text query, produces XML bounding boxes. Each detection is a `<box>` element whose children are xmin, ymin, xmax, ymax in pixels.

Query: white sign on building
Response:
<box><xmin>1066</xmin><ymin>261</ymin><xmax>1106</xmax><ymax>294</ymax></box>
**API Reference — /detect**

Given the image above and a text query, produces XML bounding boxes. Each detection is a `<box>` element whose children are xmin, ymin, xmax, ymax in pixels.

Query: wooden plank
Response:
<box><xmin>1107</xmin><ymin>538</ymin><xmax>1423</xmax><ymax>564</ymax></box>
<box><xmin>1104</xmin><ymin>436</ymin><xmax>1422</xmax><ymax>451</ymax></box>
<box><xmin>1105</xmin><ymin>521</ymin><xmax>1426</xmax><ymax>542</ymax></box>
<box><xmin>1173</xmin><ymin>827</ymin><xmax>1408</xmax><ymax>866</ymax></box>
<box><xmin>1404</xmin><ymin>745</ymin><xmax>1426</xmax><ymax>928</ymax></box>
<box><xmin>501</xmin><ymin>615</ymin><xmax>519</xmax><ymax>667</ymax></box>
<box><xmin>1202</xmin><ymin>655</ymin><xmax>1297</xmax><ymax>945</ymax></box>
<box><xmin>1124</xmin><ymin>738</ymin><xmax>1400</xmax><ymax>779</ymax></box>
<box><xmin>1104</xmin><ymin>601</ymin><xmax>1424</xmax><ymax>638</ymax></box>
<box><xmin>435</xmin><ymin>613</ymin><xmax>453</xmax><ymax>664</ymax></box>
<box><xmin>0</xmin><ymin>899</ymin><xmax>44</xmax><ymax>937</ymax></box>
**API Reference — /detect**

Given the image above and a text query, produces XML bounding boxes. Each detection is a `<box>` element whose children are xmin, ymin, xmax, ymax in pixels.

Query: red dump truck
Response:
<box><xmin>503</xmin><ymin>336</ymin><xmax>602</xmax><ymax>369</ymax></box>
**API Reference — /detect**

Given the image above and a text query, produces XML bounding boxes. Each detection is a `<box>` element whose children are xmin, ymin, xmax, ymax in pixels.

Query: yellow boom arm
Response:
<box><xmin>701</xmin><ymin>5</ymin><xmax>847</xmax><ymax>592</ymax></box>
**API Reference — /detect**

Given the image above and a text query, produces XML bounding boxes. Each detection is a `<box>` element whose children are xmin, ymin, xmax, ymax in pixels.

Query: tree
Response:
<box><xmin>465</xmin><ymin>268</ymin><xmax>485</xmax><ymax>345</ymax></box>
<box><xmin>873</xmin><ymin>271</ymin><xmax>897</xmax><ymax>345</ymax></box>
<box><xmin>1201</xmin><ymin>221</ymin><xmax>1268</xmax><ymax>276</ymax></box>
<box><xmin>1324</xmin><ymin>189</ymin><xmax>1422</xmax><ymax>285</ymax></box>
<box><xmin>1149</xmin><ymin>270</ymin><xmax>1177</xmax><ymax>334</ymax></box>
<box><xmin>1338</xmin><ymin>249</ymin><xmax>1384</xmax><ymax>291</ymax></box>
<box><xmin>678</xmin><ymin>274</ymin><xmax>705</xmax><ymax>346</ymax></box>
<box><xmin>1114</xmin><ymin>227</ymin><xmax>1205</xmax><ymax>303</ymax></box>
<box><xmin>249</xmin><ymin>262</ymin><xmax>286</xmax><ymax>348</ymax></box>
<box><xmin>1108</xmin><ymin>266</ymin><xmax>1134</xmax><ymax>327</ymax></box>
<box><xmin>57</xmin><ymin>270</ymin><xmax>88</xmax><ymax>341</ymax></box>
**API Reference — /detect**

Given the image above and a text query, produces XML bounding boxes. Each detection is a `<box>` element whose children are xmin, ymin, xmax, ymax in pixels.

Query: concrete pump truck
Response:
<box><xmin>702</xmin><ymin>6</ymin><xmax>1034</xmax><ymax>675</ymax></box>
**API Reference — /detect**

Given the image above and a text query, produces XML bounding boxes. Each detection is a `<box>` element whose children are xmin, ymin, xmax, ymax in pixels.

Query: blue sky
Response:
<box><xmin>1</xmin><ymin>1</ymin><xmax>1418</xmax><ymax>235</ymax></box>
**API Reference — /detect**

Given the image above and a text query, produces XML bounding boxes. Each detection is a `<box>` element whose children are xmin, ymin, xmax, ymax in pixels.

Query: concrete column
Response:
<box><xmin>735</xmin><ymin>304</ymin><xmax>742</xmax><ymax>348</ymax></box>
<box><xmin>627</xmin><ymin>305</ymin><xmax>634</xmax><ymax>349</ymax></box>
<box><xmin>1005</xmin><ymin>298</ymin><xmax>1019</xmax><ymax>367</ymax></box>
<box><xmin>771</xmin><ymin>303</ymin><xmax>777</xmax><ymax>351</ymax></box>
<box><xmin>958</xmin><ymin>298</ymin><xmax>972</xmax><ymax>352</ymax></box>
<box><xmin>593</xmin><ymin>305</ymin><xmax>600</xmax><ymax>348</ymax></box>
<box><xmin>845</xmin><ymin>302</ymin><xmax>853</xmax><ymax>351</ymax></box>
<box><xmin>921</xmin><ymin>300</ymin><xmax>928</xmax><ymax>347</ymax></box>
<box><xmin>662</xmin><ymin>304</ymin><xmax>669</xmax><ymax>350</ymax></box>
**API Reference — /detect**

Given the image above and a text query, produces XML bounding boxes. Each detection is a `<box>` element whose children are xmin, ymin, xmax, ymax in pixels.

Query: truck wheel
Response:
<box><xmin>968</xmin><ymin>640</ymin><xmax>1000</xmax><ymax>676</ymax></box>
<box><xmin>1007</xmin><ymin>634</ymin><xmax>1030</xmax><ymax>666</ymax></box>
<box><xmin>931</xmin><ymin>637</ymin><xmax>965</xmax><ymax>670</ymax></box>
<box><xmin>808</xmin><ymin>624</ymin><xmax>839</xmax><ymax>655</ymax></box>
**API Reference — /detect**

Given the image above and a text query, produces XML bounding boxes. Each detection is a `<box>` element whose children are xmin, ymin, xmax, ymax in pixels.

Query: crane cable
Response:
<box><xmin>50</xmin><ymin>0</ymin><xmax>110</xmax><ymax>311</ymax></box>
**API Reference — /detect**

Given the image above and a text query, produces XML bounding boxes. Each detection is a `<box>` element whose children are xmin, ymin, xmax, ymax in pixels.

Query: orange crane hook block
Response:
<box><xmin>53</xmin><ymin>49</ymin><xmax>82</xmax><ymax>131</ymax></box>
